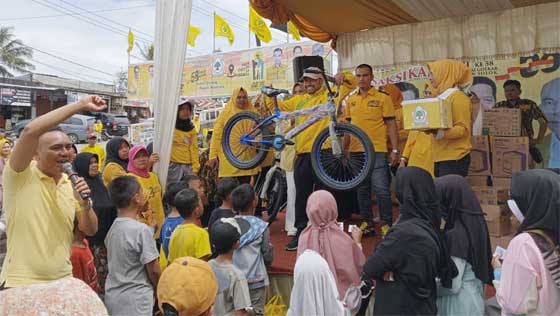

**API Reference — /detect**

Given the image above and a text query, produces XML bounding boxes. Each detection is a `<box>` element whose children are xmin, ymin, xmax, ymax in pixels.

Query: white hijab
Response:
<box><xmin>288</xmin><ymin>250</ymin><xmax>349</xmax><ymax>316</ymax></box>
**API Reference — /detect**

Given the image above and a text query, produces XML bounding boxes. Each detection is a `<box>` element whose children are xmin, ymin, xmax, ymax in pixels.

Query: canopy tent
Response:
<box><xmin>251</xmin><ymin>0</ymin><xmax>560</xmax><ymax>68</ymax></box>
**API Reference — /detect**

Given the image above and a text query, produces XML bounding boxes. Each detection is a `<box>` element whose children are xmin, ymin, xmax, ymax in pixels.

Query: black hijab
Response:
<box><xmin>396</xmin><ymin>167</ymin><xmax>458</xmax><ymax>288</ymax></box>
<box><xmin>435</xmin><ymin>175</ymin><xmax>493</xmax><ymax>285</ymax></box>
<box><xmin>104</xmin><ymin>137</ymin><xmax>129</xmax><ymax>170</ymax></box>
<box><xmin>513</xmin><ymin>169</ymin><xmax>560</xmax><ymax>244</ymax></box>
<box><xmin>73</xmin><ymin>152</ymin><xmax>118</xmax><ymax>246</ymax></box>
<box><xmin>176</xmin><ymin>101</ymin><xmax>195</xmax><ymax>132</ymax></box>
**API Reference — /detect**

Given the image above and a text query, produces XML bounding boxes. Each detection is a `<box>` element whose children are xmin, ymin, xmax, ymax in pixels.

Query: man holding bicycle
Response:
<box><xmin>346</xmin><ymin>64</ymin><xmax>399</xmax><ymax>235</ymax></box>
<box><xmin>267</xmin><ymin>67</ymin><xmax>357</xmax><ymax>251</ymax></box>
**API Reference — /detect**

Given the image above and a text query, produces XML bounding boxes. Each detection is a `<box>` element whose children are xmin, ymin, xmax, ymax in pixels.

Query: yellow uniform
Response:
<box><xmin>403</xmin><ymin>131</ymin><xmax>435</xmax><ymax>177</ymax></box>
<box><xmin>130</xmin><ymin>172</ymin><xmax>164</xmax><ymax>238</ymax></box>
<box><xmin>270</xmin><ymin>72</ymin><xmax>357</xmax><ymax>154</ymax></box>
<box><xmin>0</xmin><ymin>162</ymin><xmax>81</xmax><ymax>287</ymax></box>
<box><xmin>170</xmin><ymin>128</ymin><xmax>200</xmax><ymax>173</ymax></box>
<box><xmin>433</xmin><ymin>90</ymin><xmax>472</xmax><ymax>162</ymax></box>
<box><xmin>210</xmin><ymin>89</ymin><xmax>261</xmax><ymax>178</ymax></box>
<box><xmin>93</xmin><ymin>122</ymin><xmax>103</xmax><ymax>134</ymax></box>
<box><xmin>102</xmin><ymin>162</ymin><xmax>127</xmax><ymax>187</ymax></box>
<box><xmin>80</xmin><ymin>144</ymin><xmax>106</xmax><ymax>169</ymax></box>
<box><xmin>167</xmin><ymin>223</ymin><xmax>211</xmax><ymax>262</ymax></box>
<box><xmin>345</xmin><ymin>87</ymin><xmax>395</xmax><ymax>153</ymax></box>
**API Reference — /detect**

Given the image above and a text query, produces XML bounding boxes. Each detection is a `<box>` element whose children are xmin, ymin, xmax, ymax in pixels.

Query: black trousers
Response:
<box><xmin>435</xmin><ymin>154</ymin><xmax>471</xmax><ymax>178</ymax></box>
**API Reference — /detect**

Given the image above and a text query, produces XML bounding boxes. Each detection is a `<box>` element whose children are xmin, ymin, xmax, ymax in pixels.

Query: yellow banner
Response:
<box><xmin>350</xmin><ymin>53</ymin><xmax>560</xmax><ymax>168</ymax></box>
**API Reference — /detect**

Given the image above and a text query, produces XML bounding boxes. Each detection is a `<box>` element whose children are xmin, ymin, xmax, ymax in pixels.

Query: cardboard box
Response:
<box><xmin>492</xmin><ymin>177</ymin><xmax>512</xmax><ymax>188</ymax></box>
<box><xmin>483</xmin><ymin>108</ymin><xmax>522</xmax><ymax>137</ymax></box>
<box><xmin>466</xmin><ymin>175</ymin><xmax>490</xmax><ymax>187</ymax></box>
<box><xmin>491</xmin><ymin>136</ymin><xmax>529</xmax><ymax>178</ymax></box>
<box><xmin>472</xmin><ymin>186</ymin><xmax>509</xmax><ymax>205</ymax></box>
<box><xmin>482</xmin><ymin>204</ymin><xmax>511</xmax><ymax>221</ymax></box>
<box><xmin>468</xmin><ymin>136</ymin><xmax>491</xmax><ymax>176</ymax></box>
<box><xmin>487</xmin><ymin>216</ymin><xmax>513</xmax><ymax>237</ymax></box>
<box><xmin>402</xmin><ymin>88</ymin><xmax>455</xmax><ymax>130</ymax></box>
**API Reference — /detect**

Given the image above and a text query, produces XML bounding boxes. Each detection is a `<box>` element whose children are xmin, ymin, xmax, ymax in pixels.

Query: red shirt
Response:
<box><xmin>70</xmin><ymin>239</ymin><xmax>99</xmax><ymax>292</ymax></box>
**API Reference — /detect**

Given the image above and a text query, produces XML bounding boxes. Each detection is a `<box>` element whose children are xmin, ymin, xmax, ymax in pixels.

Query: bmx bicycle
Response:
<box><xmin>221</xmin><ymin>70</ymin><xmax>375</xmax><ymax>191</ymax></box>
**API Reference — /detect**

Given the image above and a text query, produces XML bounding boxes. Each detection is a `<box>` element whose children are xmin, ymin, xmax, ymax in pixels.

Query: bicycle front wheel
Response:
<box><xmin>222</xmin><ymin>111</ymin><xmax>269</xmax><ymax>170</ymax></box>
<box><xmin>311</xmin><ymin>123</ymin><xmax>375</xmax><ymax>191</ymax></box>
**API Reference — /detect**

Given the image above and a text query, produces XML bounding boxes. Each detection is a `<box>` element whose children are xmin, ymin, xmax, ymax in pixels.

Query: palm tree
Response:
<box><xmin>0</xmin><ymin>26</ymin><xmax>35</xmax><ymax>77</ymax></box>
<box><xmin>137</xmin><ymin>43</ymin><xmax>154</xmax><ymax>61</ymax></box>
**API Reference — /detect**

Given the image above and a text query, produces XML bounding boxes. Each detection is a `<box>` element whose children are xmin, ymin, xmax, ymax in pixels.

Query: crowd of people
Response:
<box><xmin>0</xmin><ymin>58</ymin><xmax>558</xmax><ymax>316</ymax></box>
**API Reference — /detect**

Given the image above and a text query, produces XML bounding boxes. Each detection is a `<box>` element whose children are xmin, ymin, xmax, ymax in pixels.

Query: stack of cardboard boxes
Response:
<box><xmin>466</xmin><ymin>108</ymin><xmax>529</xmax><ymax>236</ymax></box>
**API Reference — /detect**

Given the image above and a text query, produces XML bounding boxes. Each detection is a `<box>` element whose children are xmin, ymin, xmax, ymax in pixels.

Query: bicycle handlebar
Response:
<box><xmin>261</xmin><ymin>87</ymin><xmax>290</xmax><ymax>97</ymax></box>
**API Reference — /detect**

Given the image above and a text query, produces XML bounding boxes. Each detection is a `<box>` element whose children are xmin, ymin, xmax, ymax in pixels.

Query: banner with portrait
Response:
<box><xmin>350</xmin><ymin>52</ymin><xmax>560</xmax><ymax>168</ymax></box>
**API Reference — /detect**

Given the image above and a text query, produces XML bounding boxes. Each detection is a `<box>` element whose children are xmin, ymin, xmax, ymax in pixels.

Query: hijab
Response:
<box><xmin>288</xmin><ymin>250</ymin><xmax>348</xmax><ymax>316</ymax></box>
<box><xmin>427</xmin><ymin>59</ymin><xmax>473</xmax><ymax>96</ymax></box>
<box><xmin>512</xmin><ymin>169</ymin><xmax>560</xmax><ymax>288</ymax></box>
<box><xmin>223</xmin><ymin>87</ymin><xmax>255</xmax><ymax>116</ymax></box>
<box><xmin>127</xmin><ymin>145</ymin><xmax>150</xmax><ymax>178</ymax></box>
<box><xmin>435</xmin><ymin>175</ymin><xmax>493</xmax><ymax>285</ymax></box>
<box><xmin>73</xmin><ymin>152</ymin><xmax>117</xmax><ymax>247</ymax></box>
<box><xmin>104</xmin><ymin>137</ymin><xmax>129</xmax><ymax>170</ymax></box>
<box><xmin>381</xmin><ymin>84</ymin><xmax>404</xmax><ymax>109</ymax></box>
<box><xmin>297</xmin><ymin>190</ymin><xmax>365</xmax><ymax>299</ymax></box>
<box><xmin>396</xmin><ymin>167</ymin><xmax>458</xmax><ymax>288</ymax></box>
<box><xmin>176</xmin><ymin>101</ymin><xmax>195</xmax><ymax>132</ymax></box>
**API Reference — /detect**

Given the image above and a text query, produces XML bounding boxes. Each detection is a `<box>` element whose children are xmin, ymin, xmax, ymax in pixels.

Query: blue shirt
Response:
<box><xmin>159</xmin><ymin>216</ymin><xmax>183</xmax><ymax>258</ymax></box>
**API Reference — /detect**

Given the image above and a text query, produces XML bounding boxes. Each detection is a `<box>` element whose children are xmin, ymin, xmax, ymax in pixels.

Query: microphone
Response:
<box><xmin>62</xmin><ymin>162</ymin><xmax>92</xmax><ymax>203</ymax></box>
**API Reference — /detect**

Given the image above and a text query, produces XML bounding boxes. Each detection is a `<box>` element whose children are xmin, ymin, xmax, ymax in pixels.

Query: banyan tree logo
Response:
<box><xmin>413</xmin><ymin>106</ymin><xmax>427</xmax><ymax>126</ymax></box>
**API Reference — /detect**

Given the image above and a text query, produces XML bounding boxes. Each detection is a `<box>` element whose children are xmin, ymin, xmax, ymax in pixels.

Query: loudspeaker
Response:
<box><xmin>293</xmin><ymin>56</ymin><xmax>324</xmax><ymax>82</ymax></box>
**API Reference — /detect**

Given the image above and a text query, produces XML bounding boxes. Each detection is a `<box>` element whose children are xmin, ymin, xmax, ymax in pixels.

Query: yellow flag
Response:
<box><xmin>187</xmin><ymin>25</ymin><xmax>201</xmax><ymax>47</ymax></box>
<box><xmin>249</xmin><ymin>7</ymin><xmax>271</xmax><ymax>43</ymax></box>
<box><xmin>288</xmin><ymin>21</ymin><xmax>300</xmax><ymax>41</ymax></box>
<box><xmin>214</xmin><ymin>13</ymin><xmax>234</xmax><ymax>45</ymax></box>
<box><xmin>127</xmin><ymin>29</ymin><xmax>134</xmax><ymax>53</ymax></box>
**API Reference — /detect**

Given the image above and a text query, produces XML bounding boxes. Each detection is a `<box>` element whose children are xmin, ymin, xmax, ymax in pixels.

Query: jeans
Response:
<box><xmin>434</xmin><ymin>154</ymin><xmax>471</xmax><ymax>177</ymax></box>
<box><xmin>358</xmin><ymin>152</ymin><xmax>393</xmax><ymax>224</ymax></box>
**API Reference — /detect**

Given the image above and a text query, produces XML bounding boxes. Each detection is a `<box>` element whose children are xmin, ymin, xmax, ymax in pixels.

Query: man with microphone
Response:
<box><xmin>0</xmin><ymin>95</ymin><xmax>104</xmax><ymax>288</ymax></box>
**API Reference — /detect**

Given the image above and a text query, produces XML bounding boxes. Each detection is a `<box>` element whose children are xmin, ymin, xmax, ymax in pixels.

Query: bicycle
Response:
<box><xmin>221</xmin><ymin>69</ymin><xmax>375</xmax><ymax>191</ymax></box>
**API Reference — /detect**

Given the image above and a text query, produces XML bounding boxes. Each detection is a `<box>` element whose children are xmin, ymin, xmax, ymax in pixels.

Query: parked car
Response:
<box><xmin>14</xmin><ymin>114</ymin><xmax>95</xmax><ymax>144</ymax></box>
<box><xmin>82</xmin><ymin>112</ymin><xmax>130</xmax><ymax>136</ymax></box>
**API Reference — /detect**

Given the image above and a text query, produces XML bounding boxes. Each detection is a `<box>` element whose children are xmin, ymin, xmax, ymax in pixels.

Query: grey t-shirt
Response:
<box><xmin>104</xmin><ymin>217</ymin><xmax>159</xmax><ymax>316</ymax></box>
<box><xmin>209</xmin><ymin>259</ymin><xmax>252</xmax><ymax>316</ymax></box>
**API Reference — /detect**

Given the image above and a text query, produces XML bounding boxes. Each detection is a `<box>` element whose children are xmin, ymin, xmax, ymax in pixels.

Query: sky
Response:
<box><xmin>0</xmin><ymin>0</ymin><xmax>308</xmax><ymax>85</ymax></box>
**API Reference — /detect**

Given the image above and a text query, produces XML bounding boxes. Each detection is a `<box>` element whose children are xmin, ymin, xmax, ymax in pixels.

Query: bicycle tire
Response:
<box><xmin>222</xmin><ymin>111</ymin><xmax>269</xmax><ymax>170</ymax></box>
<box><xmin>266</xmin><ymin>169</ymin><xmax>287</xmax><ymax>224</ymax></box>
<box><xmin>311</xmin><ymin>123</ymin><xmax>375</xmax><ymax>191</ymax></box>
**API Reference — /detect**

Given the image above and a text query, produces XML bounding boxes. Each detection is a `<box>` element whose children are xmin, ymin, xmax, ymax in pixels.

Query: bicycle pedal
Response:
<box><xmin>282</xmin><ymin>139</ymin><xmax>295</xmax><ymax>145</ymax></box>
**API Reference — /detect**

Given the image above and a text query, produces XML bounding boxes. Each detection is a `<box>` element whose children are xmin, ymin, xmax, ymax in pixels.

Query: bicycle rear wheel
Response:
<box><xmin>222</xmin><ymin>111</ymin><xmax>270</xmax><ymax>170</ymax></box>
<box><xmin>265</xmin><ymin>169</ymin><xmax>287</xmax><ymax>224</ymax></box>
<box><xmin>310</xmin><ymin>123</ymin><xmax>375</xmax><ymax>191</ymax></box>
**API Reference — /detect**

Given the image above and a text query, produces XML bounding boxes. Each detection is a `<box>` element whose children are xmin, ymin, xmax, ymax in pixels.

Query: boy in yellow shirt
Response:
<box><xmin>81</xmin><ymin>134</ymin><xmax>106</xmax><ymax>168</ymax></box>
<box><xmin>167</xmin><ymin>188</ymin><xmax>211</xmax><ymax>262</ymax></box>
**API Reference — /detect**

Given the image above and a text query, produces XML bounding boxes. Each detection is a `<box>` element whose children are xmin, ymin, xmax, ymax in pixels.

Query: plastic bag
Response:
<box><xmin>264</xmin><ymin>295</ymin><xmax>287</xmax><ymax>316</ymax></box>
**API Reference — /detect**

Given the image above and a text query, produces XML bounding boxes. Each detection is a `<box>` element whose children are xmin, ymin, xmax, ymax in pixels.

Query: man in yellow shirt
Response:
<box><xmin>80</xmin><ymin>134</ymin><xmax>106</xmax><ymax>168</ymax></box>
<box><xmin>270</xmin><ymin>67</ymin><xmax>356</xmax><ymax>251</ymax></box>
<box><xmin>346</xmin><ymin>64</ymin><xmax>399</xmax><ymax>234</ymax></box>
<box><xmin>0</xmin><ymin>95</ymin><xmax>101</xmax><ymax>288</ymax></box>
<box><xmin>93</xmin><ymin>119</ymin><xmax>103</xmax><ymax>142</ymax></box>
<box><xmin>168</xmin><ymin>188</ymin><xmax>211</xmax><ymax>262</ymax></box>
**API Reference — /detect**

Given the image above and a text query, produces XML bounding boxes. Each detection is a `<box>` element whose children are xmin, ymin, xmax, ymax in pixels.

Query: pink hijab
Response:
<box><xmin>127</xmin><ymin>145</ymin><xmax>150</xmax><ymax>178</ymax></box>
<box><xmin>297</xmin><ymin>190</ymin><xmax>366</xmax><ymax>298</ymax></box>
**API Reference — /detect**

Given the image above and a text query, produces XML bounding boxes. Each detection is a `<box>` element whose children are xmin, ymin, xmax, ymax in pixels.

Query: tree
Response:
<box><xmin>137</xmin><ymin>43</ymin><xmax>154</xmax><ymax>61</ymax></box>
<box><xmin>0</xmin><ymin>27</ymin><xmax>35</xmax><ymax>77</ymax></box>
<box><xmin>114</xmin><ymin>69</ymin><xmax>128</xmax><ymax>93</ymax></box>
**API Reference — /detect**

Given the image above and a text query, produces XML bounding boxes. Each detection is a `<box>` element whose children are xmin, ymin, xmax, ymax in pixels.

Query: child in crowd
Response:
<box><xmin>207</xmin><ymin>177</ymin><xmax>240</xmax><ymax>230</ymax></box>
<box><xmin>185</xmin><ymin>174</ymin><xmax>213</xmax><ymax>227</ymax></box>
<box><xmin>70</xmin><ymin>219</ymin><xmax>99</xmax><ymax>293</ymax></box>
<box><xmin>157</xmin><ymin>256</ymin><xmax>218</xmax><ymax>316</ymax></box>
<box><xmin>159</xmin><ymin>181</ymin><xmax>189</xmax><ymax>270</ymax></box>
<box><xmin>209</xmin><ymin>219</ymin><xmax>254</xmax><ymax>316</ymax></box>
<box><xmin>231</xmin><ymin>184</ymin><xmax>274</xmax><ymax>316</ymax></box>
<box><xmin>105</xmin><ymin>176</ymin><xmax>160</xmax><ymax>316</ymax></box>
<box><xmin>167</xmin><ymin>188</ymin><xmax>212</xmax><ymax>262</ymax></box>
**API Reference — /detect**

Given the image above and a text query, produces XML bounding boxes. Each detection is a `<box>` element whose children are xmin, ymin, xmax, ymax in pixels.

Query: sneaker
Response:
<box><xmin>285</xmin><ymin>235</ymin><xmax>299</xmax><ymax>251</ymax></box>
<box><xmin>359</xmin><ymin>221</ymin><xmax>376</xmax><ymax>236</ymax></box>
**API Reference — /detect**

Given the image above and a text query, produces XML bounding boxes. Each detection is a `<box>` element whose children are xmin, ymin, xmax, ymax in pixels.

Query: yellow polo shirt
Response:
<box><xmin>432</xmin><ymin>90</ymin><xmax>472</xmax><ymax>162</ymax></box>
<box><xmin>0</xmin><ymin>161</ymin><xmax>81</xmax><ymax>287</ymax></box>
<box><xmin>170</xmin><ymin>128</ymin><xmax>200</xmax><ymax>173</ymax></box>
<box><xmin>345</xmin><ymin>87</ymin><xmax>395</xmax><ymax>153</ymax></box>
<box><xmin>80</xmin><ymin>144</ymin><xmax>106</xmax><ymax>169</ymax></box>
